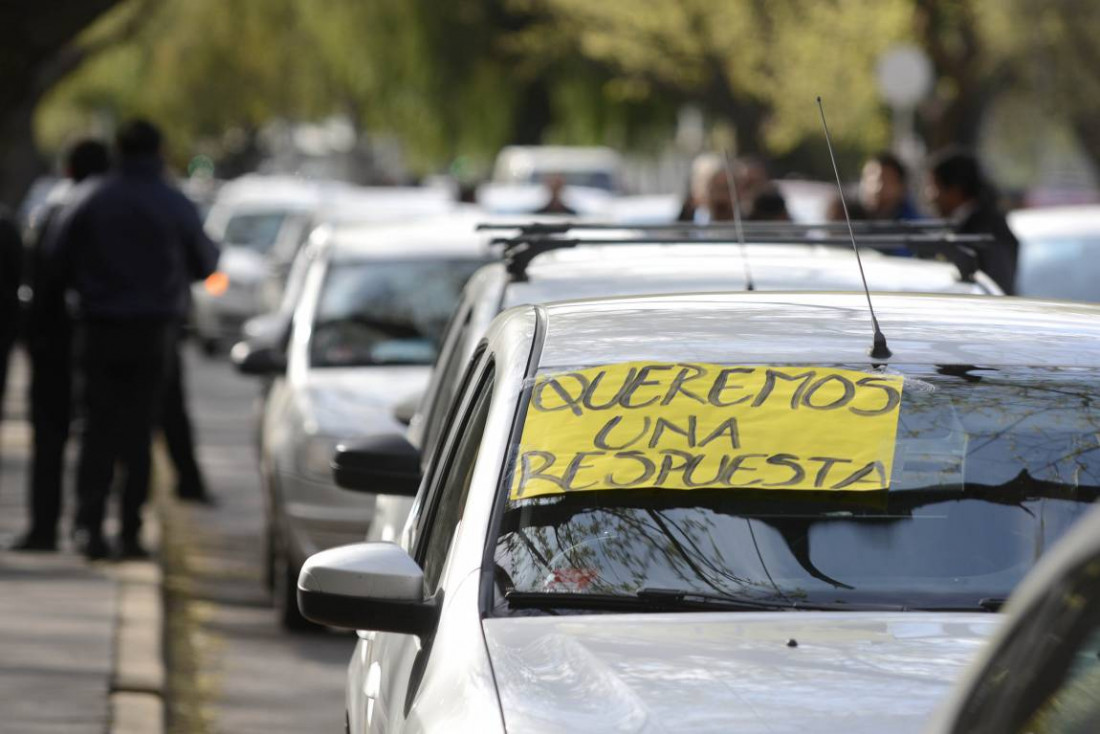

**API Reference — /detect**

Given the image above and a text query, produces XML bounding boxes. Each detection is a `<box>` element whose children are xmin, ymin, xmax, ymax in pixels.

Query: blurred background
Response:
<box><xmin>4</xmin><ymin>0</ymin><xmax>1099</xmax><ymax>211</ymax></box>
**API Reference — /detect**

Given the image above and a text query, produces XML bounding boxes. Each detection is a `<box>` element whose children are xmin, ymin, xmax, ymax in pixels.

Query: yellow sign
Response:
<box><xmin>509</xmin><ymin>363</ymin><xmax>904</xmax><ymax>500</ymax></box>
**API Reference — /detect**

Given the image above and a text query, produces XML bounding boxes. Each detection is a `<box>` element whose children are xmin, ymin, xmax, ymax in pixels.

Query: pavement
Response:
<box><xmin>0</xmin><ymin>344</ymin><xmax>351</xmax><ymax>734</ymax></box>
<box><xmin>0</xmin><ymin>349</ymin><xmax>164</xmax><ymax>734</ymax></box>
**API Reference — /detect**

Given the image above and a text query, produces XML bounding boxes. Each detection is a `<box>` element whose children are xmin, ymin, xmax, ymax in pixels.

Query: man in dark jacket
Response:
<box><xmin>926</xmin><ymin>149</ymin><xmax>1019</xmax><ymax>294</ymax></box>
<box><xmin>0</xmin><ymin>206</ymin><xmax>21</xmax><ymax>434</ymax></box>
<box><xmin>47</xmin><ymin>120</ymin><xmax>219</xmax><ymax>559</ymax></box>
<box><xmin>11</xmin><ymin>139</ymin><xmax>110</xmax><ymax>551</ymax></box>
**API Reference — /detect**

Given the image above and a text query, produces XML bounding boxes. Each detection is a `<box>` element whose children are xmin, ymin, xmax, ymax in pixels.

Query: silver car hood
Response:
<box><xmin>304</xmin><ymin>366</ymin><xmax>431</xmax><ymax>437</ymax></box>
<box><xmin>483</xmin><ymin>611</ymin><xmax>997</xmax><ymax>734</ymax></box>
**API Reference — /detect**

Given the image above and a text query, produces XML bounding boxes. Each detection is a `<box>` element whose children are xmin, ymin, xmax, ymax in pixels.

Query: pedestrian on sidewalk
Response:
<box><xmin>925</xmin><ymin>147</ymin><xmax>1020</xmax><ymax>295</ymax></box>
<box><xmin>11</xmin><ymin>139</ymin><xmax>110</xmax><ymax>552</ymax></box>
<box><xmin>0</xmin><ymin>206</ymin><xmax>20</xmax><ymax>433</ymax></box>
<box><xmin>45</xmin><ymin>120</ymin><xmax>219</xmax><ymax>560</ymax></box>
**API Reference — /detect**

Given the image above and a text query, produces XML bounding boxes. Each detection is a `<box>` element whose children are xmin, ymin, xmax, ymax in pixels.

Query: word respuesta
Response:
<box><xmin>509</xmin><ymin>362</ymin><xmax>904</xmax><ymax>500</ymax></box>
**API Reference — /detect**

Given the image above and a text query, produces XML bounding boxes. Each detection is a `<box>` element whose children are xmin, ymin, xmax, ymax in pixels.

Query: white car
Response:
<box><xmin>192</xmin><ymin>175</ymin><xmax>323</xmax><ymax>352</ymax></box>
<box><xmin>365</xmin><ymin>232</ymin><xmax>1001</xmax><ymax>546</ymax></box>
<box><xmin>1008</xmin><ymin>204</ymin><xmax>1100</xmax><ymax>301</ymax></box>
<box><xmin>300</xmin><ymin>291</ymin><xmax>1100</xmax><ymax>732</ymax></box>
<box><xmin>237</xmin><ymin>214</ymin><xmax>488</xmax><ymax>628</ymax></box>
<box><xmin>492</xmin><ymin>145</ymin><xmax>623</xmax><ymax>192</ymax></box>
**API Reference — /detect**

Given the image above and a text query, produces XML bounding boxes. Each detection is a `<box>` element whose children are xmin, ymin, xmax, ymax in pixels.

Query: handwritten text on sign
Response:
<box><xmin>509</xmin><ymin>363</ymin><xmax>904</xmax><ymax>500</ymax></box>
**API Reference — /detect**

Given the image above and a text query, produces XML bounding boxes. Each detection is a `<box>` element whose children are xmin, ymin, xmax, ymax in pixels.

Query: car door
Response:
<box><xmin>357</xmin><ymin>351</ymin><xmax>496</xmax><ymax>733</ymax></box>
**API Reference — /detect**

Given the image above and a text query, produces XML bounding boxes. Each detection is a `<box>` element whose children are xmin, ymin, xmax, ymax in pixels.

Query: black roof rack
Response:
<box><xmin>476</xmin><ymin>220</ymin><xmax>957</xmax><ymax>235</ymax></box>
<box><xmin>478</xmin><ymin>221</ymin><xmax>993</xmax><ymax>283</ymax></box>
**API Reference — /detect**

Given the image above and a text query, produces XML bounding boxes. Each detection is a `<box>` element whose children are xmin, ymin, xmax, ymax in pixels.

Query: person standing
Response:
<box><xmin>0</xmin><ymin>206</ymin><xmax>21</xmax><ymax>440</ymax></box>
<box><xmin>534</xmin><ymin>174</ymin><xmax>576</xmax><ymax>216</ymax></box>
<box><xmin>11</xmin><ymin>140</ymin><xmax>110</xmax><ymax>551</ymax></box>
<box><xmin>926</xmin><ymin>148</ymin><xmax>1019</xmax><ymax>294</ymax></box>
<box><xmin>46</xmin><ymin>120</ymin><xmax>218</xmax><ymax>559</ymax></box>
<box><xmin>860</xmin><ymin>151</ymin><xmax>922</xmax><ymax>221</ymax></box>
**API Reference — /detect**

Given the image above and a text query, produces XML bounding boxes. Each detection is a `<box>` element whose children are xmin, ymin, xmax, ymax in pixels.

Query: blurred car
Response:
<box><xmin>366</xmin><ymin>235</ymin><xmax>1001</xmax><ymax>546</ymax></box>
<box><xmin>492</xmin><ymin>145</ymin><xmax>623</xmax><ymax>192</ymax></box>
<box><xmin>928</xmin><ymin>503</ymin><xmax>1100</xmax><ymax>734</ymax></box>
<box><xmin>192</xmin><ymin>175</ymin><xmax>322</xmax><ymax>352</ymax></box>
<box><xmin>303</xmin><ymin>292</ymin><xmax>1100</xmax><ymax>733</ymax></box>
<box><xmin>235</xmin><ymin>214</ymin><xmax>488</xmax><ymax>629</ymax></box>
<box><xmin>1009</xmin><ymin>205</ymin><xmax>1100</xmax><ymax>301</ymax></box>
<box><xmin>258</xmin><ymin>186</ymin><xmax>458</xmax><ymax>314</ymax></box>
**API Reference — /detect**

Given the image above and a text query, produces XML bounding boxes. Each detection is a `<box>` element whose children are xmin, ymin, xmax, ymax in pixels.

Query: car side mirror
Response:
<box><xmin>297</xmin><ymin>543</ymin><xmax>438</xmax><ymax>634</ymax></box>
<box><xmin>230</xmin><ymin>340</ymin><xmax>287</xmax><ymax>376</ymax></box>
<box><xmin>333</xmin><ymin>434</ymin><xmax>421</xmax><ymax>495</ymax></box>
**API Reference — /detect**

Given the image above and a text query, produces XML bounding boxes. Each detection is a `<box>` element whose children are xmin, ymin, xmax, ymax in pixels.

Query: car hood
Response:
<box><xmin>303</xmin><ymin>366</ymin><xmax>431</xmax><ymax>437</ymax></box>
<box><xmin>483</xmin><ymin>612</ymin><xmax>997</xmax><ymax>734</ymax></box>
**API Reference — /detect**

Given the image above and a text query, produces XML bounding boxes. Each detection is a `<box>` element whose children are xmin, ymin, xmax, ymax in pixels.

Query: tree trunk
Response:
<box><xmin>0</xmin><ymin>0</ymin><xmax>125</xmax><ymax>208</ymax></box>
<box><xmin>0</xmin><ymin>104</ymin><xmax>47</xmax><ymax>211</ymax></box>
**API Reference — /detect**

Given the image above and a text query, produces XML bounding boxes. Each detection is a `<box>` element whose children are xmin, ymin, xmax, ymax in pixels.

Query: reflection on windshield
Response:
<box><xmin>310</xmin><ymin>259</ymin><xmax>483</xmax><ymax>368</ymax></box>
<box><xmin>494</xmin><ymin>365</ymin><xmax>1100</xmax><ymax>611</ymax></box>
<box><xmin>223</xmin><ymin>211</ymin><xmax>289</xmax><ymax>252</ymax></box>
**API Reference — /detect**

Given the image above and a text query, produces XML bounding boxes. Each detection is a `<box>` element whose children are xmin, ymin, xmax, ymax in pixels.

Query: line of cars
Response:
<box><xmin>224</xmin><ymin>190</ymin><xmax>1100</xmax><ymax>731</ymax></box>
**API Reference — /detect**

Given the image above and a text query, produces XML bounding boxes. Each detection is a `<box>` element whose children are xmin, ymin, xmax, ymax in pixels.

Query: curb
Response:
<box><xmin>110</xmin><ymin>559</ymin><xmax>166</xmax><ymax>734</ymax></box>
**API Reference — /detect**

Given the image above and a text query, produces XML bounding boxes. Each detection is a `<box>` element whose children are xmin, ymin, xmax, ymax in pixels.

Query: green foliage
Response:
<box><xmin>33</xmin><ymin>0</ymin><xmax>1100</xmax><ymax>177</ymax></box>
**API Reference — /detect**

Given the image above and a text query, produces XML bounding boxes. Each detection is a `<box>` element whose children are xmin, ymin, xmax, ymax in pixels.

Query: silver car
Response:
<box><xmin>366</xmin><ymin>239</ymin><xmax>1001</xmax><ymax>545</ymax></box>
<box><xmin>301</xmin><ymin>292</ymin><xmax>1100</xmax><ymax>732</ymax></box>
<box><xmin>240</xmin><ymin>216</ymin><xmax>488</xmax><ymax>628</ymax></box>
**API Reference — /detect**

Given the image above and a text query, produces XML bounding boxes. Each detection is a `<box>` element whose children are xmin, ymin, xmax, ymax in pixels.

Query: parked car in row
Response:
<box><xmin>305</xmin><ymin>291</ymin><xmax>1100</xmax><ymax>732</ymax></box>
<box><xmin>366</xmin><ymin>226</ymin><xmax>1000</xmax><ymax>547</ymax></box>
<box><xmin>1009</xmin><ymin>204</ymin><xmax>1100</xmax><ymax>302</ymax></box>
<box><xmin>235</xmin><ymin>213</ymin><xmax>489</xmax><ymax>628</ymax></box>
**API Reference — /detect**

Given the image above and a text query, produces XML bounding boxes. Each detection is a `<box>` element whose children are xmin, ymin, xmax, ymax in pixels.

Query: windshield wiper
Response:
<box><xmin>506</xmin><ymin>588</ymin><xmax>818</xmax><ymax>613</ymax></box>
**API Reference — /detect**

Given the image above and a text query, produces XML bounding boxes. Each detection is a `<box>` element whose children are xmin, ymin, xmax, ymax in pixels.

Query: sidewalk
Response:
<box><xmin>0</xmin><ymin>349</ymin><xmax>164</xmax><ymax>734</ymax></box>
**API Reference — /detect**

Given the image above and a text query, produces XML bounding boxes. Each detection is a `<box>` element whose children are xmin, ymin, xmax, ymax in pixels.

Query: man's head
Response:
<box><xmin>66</xmin><ymin>139</ymin><xmax>110</xmax><ymax>182</ymax></box>
<box><xmin>115</xmin><ymin>119</ymin><xmax>163</xmax><ymax>160</ymax></box>
<box><xmin>926</xmin><ymin>148</ymin><xmax>983</xmax><ymax>217</ymax></box>
<box><xmin>860</xmin><ymin>151</ymin><xmax>908</xmax><ymax>218</ymax></box>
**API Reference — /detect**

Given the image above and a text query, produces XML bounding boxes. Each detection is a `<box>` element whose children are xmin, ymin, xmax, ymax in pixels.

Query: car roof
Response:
<box><xmin>508</xmin><ymin>243</ymin><xmax>991</xmax><ymax>296</ymax></box>
<box><xmin>526</xmin><ymin>292</ymin><xmax>1100</xmax><ymax>369</ymax></box>
<box><xmin>1008</xmin><ymin>205</ymin><xmax>1100</xmax><ymax>239</ymax></box>
<box><xmin>326</xmin><ymin>211</ymin><xmax>492</xmax><ymax>261</ymax></box>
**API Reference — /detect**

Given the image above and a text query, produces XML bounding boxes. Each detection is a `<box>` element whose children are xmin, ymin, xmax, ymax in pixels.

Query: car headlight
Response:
<box><xmin>299</xmin><ymin>435</ymin><xmax>341</xmax><ymax>481</ymax></box>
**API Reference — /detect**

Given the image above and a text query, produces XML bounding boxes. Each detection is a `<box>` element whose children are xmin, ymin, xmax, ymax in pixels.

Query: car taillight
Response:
<box><xmin>204</xmin><ymin>271</ymin><xmax>229</xmax><ymax>296</ymax></box>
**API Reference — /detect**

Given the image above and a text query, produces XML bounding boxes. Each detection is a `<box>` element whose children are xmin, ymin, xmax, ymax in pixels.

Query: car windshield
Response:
<box><xmin>310</xmin><ymin>258</ymin><xmax>484</xmax><ymax>368</ymax></box>
<box><xmin>223</xmin><ymin>211</ymin><xmax>290</xmax><ymax>252</ymax></box>
<box><xmin>493</xmin><ymin>363</ymin><xmax>1100</xmax><ymax>613</ymax></box>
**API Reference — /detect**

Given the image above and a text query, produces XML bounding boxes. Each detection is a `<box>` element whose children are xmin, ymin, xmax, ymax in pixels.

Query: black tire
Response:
<box><xmin>272</xmin><ymin>530</ymin><xmax>313</xmax><ymax>631</ymax></box>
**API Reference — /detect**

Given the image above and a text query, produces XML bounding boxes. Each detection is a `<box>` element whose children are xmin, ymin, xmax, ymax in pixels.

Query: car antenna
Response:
<box><xmin>722</xmin><ymin>149</ymin><xmax>755</xmax><ymax>291</ymax></box>
<box><xmin>816</xmin><ymin>96</ymin><xmax>891</xmax><ymax>359</ymax></box>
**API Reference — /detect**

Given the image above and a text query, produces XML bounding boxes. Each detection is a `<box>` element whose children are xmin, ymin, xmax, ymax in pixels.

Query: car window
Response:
<box><xmin>418</xmin><ymin>364</ymin><xmax>495</xmax><ymax>591</ymax></box>
<box><xmin>950</xmin><ymin>556</ymin><xmax>1100</xmax><ymax>733</ymax></box>
<box><xmin>309</xmin><ymin>258</ymin><xmax>483</xmax><ymax>368</ymax></box>
<box><xmin>223</xmin><ymin>211</ymin><xmax>289</xmax><ymax>253</ymax></box>
<box><xmin>1017</xmin><ymin>235</ymin><xmax>1100</xmax><ymax>301</ymax></box>
<box><xmin>493</xmin><ymin>362</ymin><xmax>1100</xmax><ymax>612</ymax></box>
<box><xmin>421</xmin><ymin>307</ymin><xmax>474</xmax><ymax>457</ymax></box>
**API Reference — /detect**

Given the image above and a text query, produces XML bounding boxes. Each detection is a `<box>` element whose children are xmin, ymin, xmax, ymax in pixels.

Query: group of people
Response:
<box><xmin>0</xmin><ymin>120</ymin><xmax>219</xmax><ymax>560</ymax></box>
<box><xmin>679</xmin><ymin>148</ymin><xmax>1020</xmax><ymax>294</ymax></box>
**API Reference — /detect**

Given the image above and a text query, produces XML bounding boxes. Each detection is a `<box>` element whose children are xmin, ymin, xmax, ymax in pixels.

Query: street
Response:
<box><xmin>162</xmin><ymin>345</ymin><xmax>352</xmax><ymax>732</ymax></box>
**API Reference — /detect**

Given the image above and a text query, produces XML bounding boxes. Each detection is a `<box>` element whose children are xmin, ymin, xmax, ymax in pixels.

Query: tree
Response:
<box><xmin>0</xmin><ymin>0</ymin><xmax>161</xmax><ymax>206</ymax></box>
